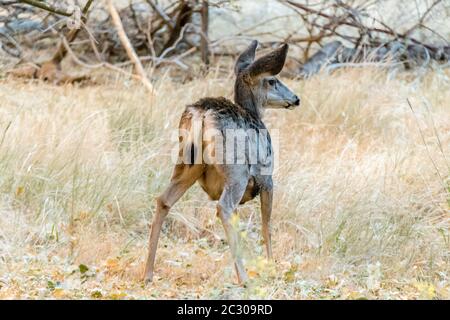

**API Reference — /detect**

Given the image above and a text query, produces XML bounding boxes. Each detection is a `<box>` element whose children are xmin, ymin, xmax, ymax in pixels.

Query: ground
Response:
<box><xmin>0</xmin><ymin>67</ymin><xmax>449</xmax><ymax>299</ymax></box>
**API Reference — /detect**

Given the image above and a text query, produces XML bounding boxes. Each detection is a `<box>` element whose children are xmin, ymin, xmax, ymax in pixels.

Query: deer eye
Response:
<box><xmin>268</xmin><ymin>79</ymin><xmax>276</xmax><ymax>86</ymax></box>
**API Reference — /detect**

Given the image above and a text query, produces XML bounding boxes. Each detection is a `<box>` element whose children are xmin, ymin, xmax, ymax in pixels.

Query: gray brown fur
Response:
<box><xmin>143</xmin><ymin>40</ymin><xmax>299</xmax><ymax>284</ymax></box>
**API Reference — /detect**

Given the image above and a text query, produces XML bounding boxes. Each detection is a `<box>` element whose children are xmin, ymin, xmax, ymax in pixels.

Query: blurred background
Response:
<box><xmin>0</xmin><ymin>1</ymin><xmax>449</xmax><ymax>300</ymax></box>
<box><xmin>1</xmin><ymin>0</ymin><xmax>450</xmax><ymax>82</ymax></box>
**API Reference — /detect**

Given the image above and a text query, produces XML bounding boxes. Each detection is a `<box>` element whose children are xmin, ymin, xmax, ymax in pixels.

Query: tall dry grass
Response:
<box><xmin>0</xmin><ymin>66</ymin><xmax>449</xmax><ymax>299</ymax></box>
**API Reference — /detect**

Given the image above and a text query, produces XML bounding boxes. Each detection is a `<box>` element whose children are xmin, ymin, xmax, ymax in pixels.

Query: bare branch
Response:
<box><xmin>200</xmin><ymin>0</ymin><xmax>210</xmax><ymax>66</ymax></box>
<box><xmin>52</xmin><ymin>0</ymin><xmax>95</xmax><ymax>63</ymax></box>
<box><xmin>18</xmin><ymin>0</ymin><xmax>74</xmax><ymax>16</ymax></box>
<box><xmin>146</xmin><ymin>0</ymin><xmax>175</xmax><ymax>29</ymax></box>
<box><xmin>107</xmin><ymin>0</ymin><xmax>154</xmax><ymax>93</ymax></box>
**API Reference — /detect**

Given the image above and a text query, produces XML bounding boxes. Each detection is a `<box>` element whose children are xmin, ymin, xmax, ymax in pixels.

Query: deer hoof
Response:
<box><xmin>143</xmin><ymin>273</ymin><xmax>154</xmax><ymax>285</ymax></box>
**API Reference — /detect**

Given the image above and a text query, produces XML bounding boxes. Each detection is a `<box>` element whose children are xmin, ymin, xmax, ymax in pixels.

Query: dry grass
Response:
<box><xmin>0</xmin><ymin>66</ymin><xmax>449</xmax><ymax>299</ymax></box>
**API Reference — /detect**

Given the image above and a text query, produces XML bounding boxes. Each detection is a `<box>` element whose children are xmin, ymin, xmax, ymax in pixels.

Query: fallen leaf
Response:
<box><xmin>52</xmin><ymin>288</ymin><xmax>66</xmax><ymax>298</ymax></box>
<box><xmin>79</xmin><ymin>264</ymin><xmax>89</xmax><ymax>274</ymax></box>
<box><xmin>16</xmin><ymin>186</ymin><xmax>24</xmax><ymax>197</ymax></box>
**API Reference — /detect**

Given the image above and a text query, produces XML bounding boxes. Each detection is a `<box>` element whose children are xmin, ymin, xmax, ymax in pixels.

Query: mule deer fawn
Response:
<box><xmin>144</xmin><ymin>40</ymin><xmax>300</xmax><ymax>284</ymax></box>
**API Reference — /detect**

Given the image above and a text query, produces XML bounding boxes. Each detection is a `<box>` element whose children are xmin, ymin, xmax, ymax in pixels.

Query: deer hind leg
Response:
<box><xmin>260</xmin><ymin>189</ymin><xmax>273</xmax><ymax>260</ymax></box>
<box><xmin>216</xmin><ymin>170</ymin><xmax>249</xmax><ymax>284</ymax></box>
<box><xmin>143</xmin><ymin>164</ymin><xmax>203</xmax><ymax>283</ymax></box>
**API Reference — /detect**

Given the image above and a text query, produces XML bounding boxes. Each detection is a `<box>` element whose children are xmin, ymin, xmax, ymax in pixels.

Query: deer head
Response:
<box><xmin>234</xmin><ymin>40</ymin><xmax>300</xmax><ymax>116</ymax></box>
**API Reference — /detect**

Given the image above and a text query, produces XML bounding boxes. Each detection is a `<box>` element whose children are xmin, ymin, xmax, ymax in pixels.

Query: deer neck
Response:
<box><xmin>234</xmin><ymin>77</ymin><xmax>264</xmax><ymax>120</ymax></box>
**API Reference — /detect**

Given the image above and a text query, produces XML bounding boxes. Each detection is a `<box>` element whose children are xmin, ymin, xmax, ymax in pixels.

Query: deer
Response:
<box><xmin>143</xmin><ymin>40</ymin><xmax>300</xmax><ymax>284</ymax></box>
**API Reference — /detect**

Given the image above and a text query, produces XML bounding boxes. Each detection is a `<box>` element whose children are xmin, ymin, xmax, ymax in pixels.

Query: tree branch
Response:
<box><xmin>51</xmin><ymin>0</ymin><xmax>95</xmax><ymax>63</ymax></box>
<box><xmin>19</xmin><ymin>0</ymin><xmax>74</xmax><ymax>17</ymax></box>
<box><xmin>107</xmin><ymin>0</ymin><xmax>154</xmax><ymax>93</ymax></box>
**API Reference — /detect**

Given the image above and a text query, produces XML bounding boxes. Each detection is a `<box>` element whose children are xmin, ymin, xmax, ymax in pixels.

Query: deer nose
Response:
<box><xmin>294</xmin><ymin>96</ymin><xmax>300</xmax><ymax>106</ymax></box>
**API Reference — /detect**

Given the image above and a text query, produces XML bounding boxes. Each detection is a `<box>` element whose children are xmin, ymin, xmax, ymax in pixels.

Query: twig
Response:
<box><xmin>107</xmin><ymin>0</ymin><xmax>154</xmax><ymax>93</ymax></box>
<box><xmin>200</xmin><ymin>0</ymin><xmax>210</xmax><ymax>65</ymax></box>
<box><xmin>158</xmin><ymin>23</ymin><xmax>191</xmax><ymax>60</ymax></box>
<box><xmin>0</xmin><ymin>30</ymin><xmax>22</xmax><ymax>57</ymax></box>
<box><xmin>146</xmin><ymin>0</ymin><xmax>175</xmax><ymax>29</ymax></box>
<box><xmin>284</xmin><ymin>0</ymin><xmax>438</xmax><ymax>51</ymax></box>
<box><xmin>159</xmin><ymin>0</ymin><xmax>193</xmax><ymax>55</ymax></box>
<box><xmin>18</xmin><ymin>0</ymin><xmax>73</xmax><ymax>16</ymax></box>
<box><xmin>52</xmin><ymin>0</ymin><xmax>94</xmax><ymax>63</ymax></box>
<box><xmin>61</xmin><ymin>36</ymin><xmax>141</xmax><ymax>80</ymax></box>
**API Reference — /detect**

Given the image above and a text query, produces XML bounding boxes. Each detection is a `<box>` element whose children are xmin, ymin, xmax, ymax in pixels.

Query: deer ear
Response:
<box><xmin>246</xmin><ymin>43</ymin><xmax>289</xmax><ymax>79</ymax></box>
<box><xmin>235</xmin><ymin>40</ymin><xmax>258</xmax><ymax>75</ymax></box>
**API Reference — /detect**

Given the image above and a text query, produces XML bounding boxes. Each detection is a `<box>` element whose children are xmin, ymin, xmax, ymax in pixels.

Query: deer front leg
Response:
<box><xmin>260</xmin><ymin>188</ymin><xmax>273</xmax><ymax>260</ymax></box>
<box><xmin>217</xmin><ymin>180</ymin><xmax>249</xmax><ymax>284</ymax></box>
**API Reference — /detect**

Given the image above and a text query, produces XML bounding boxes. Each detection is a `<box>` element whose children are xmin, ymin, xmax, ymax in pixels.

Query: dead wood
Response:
<box><xmin>107</xmin><ymin>0</ymin><xmax>154</xmax><ymax>93</ymax></box>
